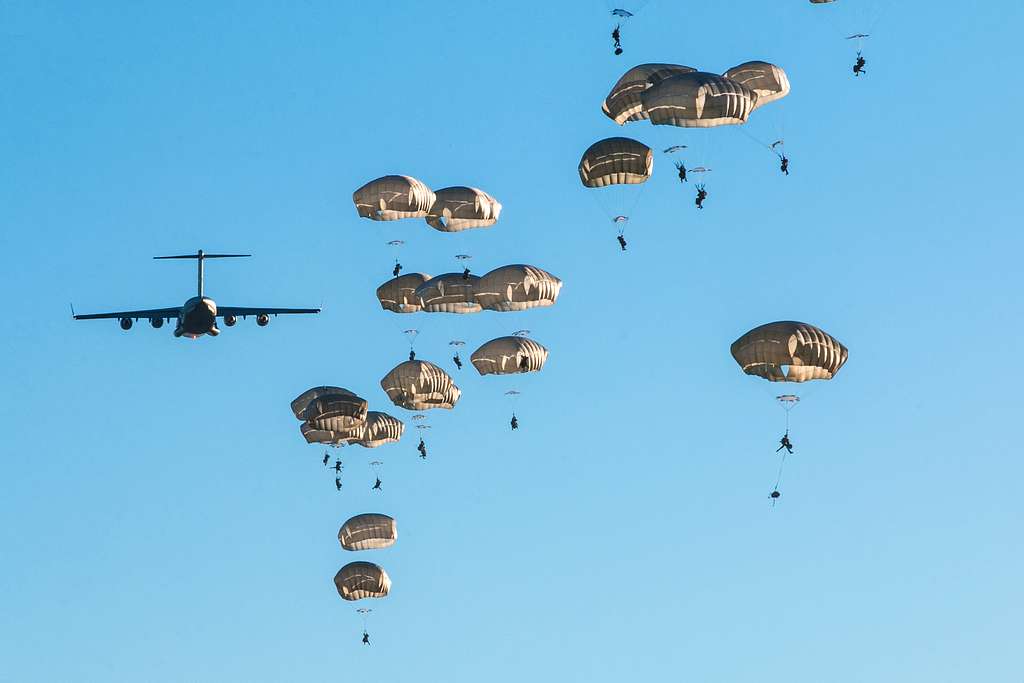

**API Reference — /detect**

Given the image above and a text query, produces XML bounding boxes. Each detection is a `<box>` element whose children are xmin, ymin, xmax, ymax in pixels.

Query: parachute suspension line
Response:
<box><xmin>773</xmin><ymin>450</ymin><xmax>788</xmax><ymax>493</ymax></box>
<box><xmin>733</xmin><ymin>124</ymin><xmax>776</xmax><ymax>157</ymax></box>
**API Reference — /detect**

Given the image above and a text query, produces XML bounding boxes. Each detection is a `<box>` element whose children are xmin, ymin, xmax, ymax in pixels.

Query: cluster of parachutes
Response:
<box><xmin>291</xmin><ymin>386</ymin><xmax>405</xmax><ymax>448</ymax></box>
<box><xmin>601</xmin><ymin>61</ymin><xmax>789</xmax><ymax>129</ymax></box>
<box><xmin>376</xmin><ymin>264</ymin><xmax>563</xmax><ymax>315</ymax></box>
<box><xmin>353</xmin><ymin>175</ymin><xmax>502</xmax><ymax>233</ymax></box>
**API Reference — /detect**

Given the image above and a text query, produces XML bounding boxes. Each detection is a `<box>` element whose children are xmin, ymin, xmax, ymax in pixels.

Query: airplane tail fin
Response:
<box><xmin>153</xmin><ymin>250</ymin><xmax>251</xmax><ymax>296</ymax></box>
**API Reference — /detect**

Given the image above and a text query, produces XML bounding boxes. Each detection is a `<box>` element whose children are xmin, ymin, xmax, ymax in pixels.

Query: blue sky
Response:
<box><xmin>2</xmin><ymin>1</ymin><xmax>1022</xmax><ymax>681</ymax></box>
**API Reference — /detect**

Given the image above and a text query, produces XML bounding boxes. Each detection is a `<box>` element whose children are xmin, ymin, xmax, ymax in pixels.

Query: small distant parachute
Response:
<box><xmin>471</xmin><ymin>336</ymin><xmax>549</xmax><ymax>375</ymax></box>
<box><xmin>380</xmin><ymin>360</ymin><xmax>462</xmax><ymax>411</ymax></box>
<box><xmin>505</xmin><ymin>390</ymin><xmax>521</xmax><ymax>397</ymax></box>
<box><xmin>411</xmin><ymin>413</ymin><xmax>428</xmax><ymax>421</ymax></box>
<box><xmin>611</xmin><ymin>9</ymin><xmax>633</xmax><ymax>18</ymax></box>
<box><xmin>449</xmin><ymin>340</ymin><xmax>466</xmax><ymax>346</ymax></box>
<box><xmin>688</xmin><ymin>166</ymin><xmax>711</xmax><ymax>174</ymax></box>
<box><xmin>338</xmin><ymin>514</ymin><xmax>398</xmax><ymax>551</ymax></box>
<box><xmin>376</xmin><ymin>273</ymin><xmax>432</xmax><ymax>313</ymax></box>
<box><xmin>613</xmin><ymin>215</ymin><xmax>629</xmax><ymax>224</ymax></box>
<box><xmin>425</xmin><ymin>187</ymin><xmax>502</xmax><ymax>232</ymax></box>
<box><xmin>770</xmin><ymin>140</ymin><xmax>784</xmax><ymax>150</ymax></box>
<box><xmin>846</xmin><ymin>33</ymin><xmax>870</xmax><ymax>39</ymax></box>
<box><xmin>386</xmin><ymin>240</ymin><xmax>404</xmax><ymax>247</ymax></box>
<box><xmin>663</xmin><ymin>145</ymin><xmax>688</xmax><ymax>154</ymax></box>
<box><xmin>334</xmin><ymin>561</ymin><xmax>391</xmax><ymax>601</ymax></box>
<box><xmin>513</xmin><ymin>329</ymin><xmax>531</xmax><ymax>337</ymax></box>
<box><xmin>414</xmin><ymin>273</ymin><xmax>482</xmax><ymax>314</ymax></box>
<box><xmin>353</xmin><ymin>175</ymin><xmax>435</xmax><ymax>221</ymax></box>
<box><xmin>475</xmin><ymin>265</ymin><xmax>563</xmax><ymax>312</ymax></box>
<box><xmin>731</xmin><ymin>321</ymin><xmax>848</xmax><ymax>382</ymax></box>
<box><xmin>777</xmin><ymin>394</ymin><xmax>800</xmax><ymax>410</ymax></box>
<box><xmin>579</xmin><ymin>137</ymin><xmax>653</xmax><ymax>188</ymax></box>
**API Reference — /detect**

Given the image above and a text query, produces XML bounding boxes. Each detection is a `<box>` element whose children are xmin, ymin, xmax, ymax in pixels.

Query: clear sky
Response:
<box><xmin>2</xmin><ymin>1</ymin><xmax>1022</xmax><ymax>681</ymax></box>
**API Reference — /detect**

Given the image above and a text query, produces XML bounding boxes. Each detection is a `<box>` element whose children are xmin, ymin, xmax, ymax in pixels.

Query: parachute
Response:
<box><xmin>291</xmin><ymin>386</ymin><xmax>369</xmax><ymax>435</ymax></box>
<box><xmin>339</xmin><ymin>514</ymin><xmax>398</xmax><ymax>551</ymax></box>
<box><xmin>611</xmin><ymin>8</ymin><xmax>633</xmax><ymax>18</ymax></box>
<box><xmin>353</xmin><ymin>175</ymin><xmax>436</xmax><ymax>221</ymax></box>
<box><xmin>722</xmin><ymin>61</ymin><xmax>790</xmax><ymax>110</ymax></box>
<box><xmin>641</xmin><ymin>72</ymin><xmax>759</xmax><ymax>128</ymax></box>
<box><xmin>475</xmin><ymin>265</ymin><xmax>563</xmax><ymax>312</ymax></box>
<box><xmin>663</xmin><ymin>145</ymin><xmax>688</xmax><ymax>154</ymax></box>
<box><xmin>300</xmin><ymin>422</ymin><xmax>361</xmax><ymax>446</ymax></box>
<box><xmin>414</xmin><ymin>273</ymin><xmax>483</xmax><ymax>314</ymax></box>
<box><xmin>602</xmin><ymin>64</ymin><xmax>697</xmax><ymax>124</ymax></box>
<box><xmin>380</xmin><ymin>360</ymin><xmax>462</xmax><ymax>410</ymax></box>
<box><xmin>354</xmin><ymin>411</ymin><xmax>405</xmax><ymax>448</ymax></box>
<box><xmin>334</xmin><ymin>561</ymin><xmax>391</xmax><ymax>601</ymax></box>
<box><xmin>425</xmin><ymin>187</ymin><xmax>502</xmax><ymax>232</ymax></box>
<box><xmin>578</xmin><ymin>137</ymin><xmax>653</xmax><ymax>188</ymax></box>
<box><xmin>376</xmin><ymin>273</ymin><xmax>432</xmax><ymax>313</ymax></box>
<box><xmin>470</xmin><ymin>336</ymin><xmax>549</xmax><ymax>375</ymax></box>
<box><xmin>730</xmin><ymin>321</ymin><xmax>848</xmax><ymax>383</ymax></box>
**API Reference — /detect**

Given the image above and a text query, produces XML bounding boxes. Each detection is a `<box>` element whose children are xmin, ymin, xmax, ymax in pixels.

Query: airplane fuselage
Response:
<box><xmin>176</xmin><ymin>296</ymin><xmax>219</xmax><ymax>338</ymax></box>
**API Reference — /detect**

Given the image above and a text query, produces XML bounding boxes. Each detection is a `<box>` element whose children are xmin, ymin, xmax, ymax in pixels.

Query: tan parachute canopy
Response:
<box><xmin>380</xmin><ymin>360</ymin><xmax>462</xmax><ymax>410</ymax></box>
<box><xmin>641</xmin><ymin>72</ymin><xmax>759</xmax><ymax>127</ymax></box>
<box><xmin>300</xmin><ymin>422</ymin><xmax>362</xmax><ymax>446</ymax></box>
<box><xmin>722</xmin><ymin>61</ymin><xmax>790</xmax><ymax>110</ymax></box>
<box><xmin>355</xmin><ymin>411</ymin><xmax>405</xmax><ymax>448</ymax></box>
<box><xmin>377</xmin><ymin>273</ymin><xmax>432</xmax><ymax>314</ymax></box>
<box><xmin>414</xmin><ymin>273</ymin><xmax>482</xmax><ymax>314</ymax></box>
<box><xmin>731</xmin><ymin>321</ymin><xmax>848</xmax><ymax>382</ymax></box>
<box><xmin>470</xmin><ymin>336</ymin><xmax>549</xmax><ymax>375</ymax></box>
<box><xmin>338</xmin><ymin>514</ymin><xmax>398</xmax><ymax>551</ymax></box>
<box><xmin>475</xmin><ymin>265</ymin><xmax>563</xmax><ymax>312</ymax></box>
<box><xmin>334</xmin><ymin>561</ymin><xmax>391</xmax><ymax>601</ymax></box>
<box><xmin>425</xmin><ymin>187</ymin><xmax>502</xmax><ymax>232</ymax></box>
<box><xmin>353</xmin><ymin>175</ymin><xmax>436</xmax><ymax>221</ymax></box>
<box><xmin>291</xmin><ymin>387</ymin><xmax>368</xmax><ymax>428</ymax></box>
<box><xmin>304</xmin><ymin>394</ymin><xmax>370</xmax><ymax>433</ymax></box>
<box><xmin>578</xmin><ymin>137</ymin><xmax>654</xmax><ymax>188</ymax></box>
<box><xmin>602</xmin><ymin>63</ymin><xmax>697</xmax><ymax>125</ymax></box>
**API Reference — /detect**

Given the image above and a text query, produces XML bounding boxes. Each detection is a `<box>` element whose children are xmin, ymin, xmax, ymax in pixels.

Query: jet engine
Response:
<box><xmin>150</xmin><ymin>317</ymin><xmax>164</xmax><ymax>329</ymax></box>
<box><xmin>224</xmin><ymin>314</ymin><xmax>237</xmax><ymax>327</ymax></box>
<box><xmin>256</xmin><ymin>313</ymin><xmax>270</xmax><ymax>327</ymax></box>
<box><xmin>120</xmin><ymin>318</ymin><xmax>133</xmax><ymax>331</ymax></box>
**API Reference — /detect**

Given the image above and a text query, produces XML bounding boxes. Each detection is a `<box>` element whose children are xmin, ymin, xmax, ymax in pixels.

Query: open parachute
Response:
<box><xmin>334</xmin><ymin>561</ymin><xmax>391</xmax><ymax>601</ymax></box>
<box><xmin>602</xmin><ymin>61</ymin><xmax>789</xmax><ymax>127</ymax></box>
<box><xmin>339</xmin><ymin>514</ymin><xmax>398</xmax><ymax>551</ymax></box>
<box><xmin>730</xmin><ymin>321</ymin><xmax>848</xmax><ymax>383</ymax></box>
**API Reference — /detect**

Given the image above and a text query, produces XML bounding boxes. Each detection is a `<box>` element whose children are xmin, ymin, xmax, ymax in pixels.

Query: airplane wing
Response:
<box><xmin>217</xmin><ymin>306</ymin><xmax>321</xmax><ymax>317</ymax></box>
<box><xmin>73</xmin><ymin>307</ymin><xmax>180</xmax><ymax>320</ymax></box>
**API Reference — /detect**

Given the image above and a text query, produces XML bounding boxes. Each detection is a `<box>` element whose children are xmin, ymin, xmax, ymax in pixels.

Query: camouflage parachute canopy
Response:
<box><xmin>380</xmin><ymin>360</ymin><xmax>462</xmax><ymax>410</ymax></box>
<box><xmin>603</xmin><ymin>62</ymin><xmax>789</xmax><ymax>127</ymax></box>
<box><xmin>730</xmin><ymin>321</ymin><xmax>848</xmax><ymax>383</ymax></box>
<box><xmin>339</xmin><ymin>514</ymin><xmax>398</xmax><ymax>552</ymax></box>
<box><xmin>475</xmin><ymin>265</ymin><xmax>563</xmax><ymax>312</ymax></box>
<box><xmin>377</xmin><ymin>273</ymin><xmax>433</xmax><ymax>313</ymax></box>
<box><xmin>291</xmin><ymin>386</ymin><xmax>368</xmax><ymax>428</ymax></box>
<box><xmin>425</xmin><ymin>186</ymin><xmax>502</xmax><ymax>232</ymax></box>
<box><xmin>578</xmin><ymin>137</ymin><xmax>654</xmax><ymax>188</ymax></box>
<box><xmin>414</xmin><ymin>273</ymin><xmax>483</xmax><ymax>314</ymax></box>
<box><xmin>470</xmin><ymin>336</ymin><xmax>549</xmax><ymax>375</ymax></box>
<box><xmin>352</xmin><ymin>175</ymin><xmax>435</xmax><ymax>221</ymax></box>
<box><xmin>334</xmin><ymin>561</ymin><xmax>391</xmax><ymax>601</ymax></box>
